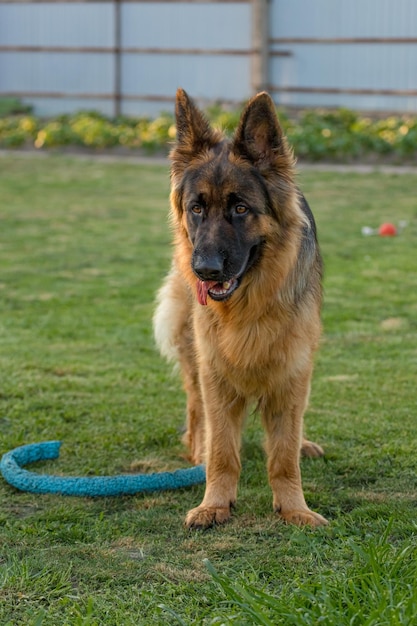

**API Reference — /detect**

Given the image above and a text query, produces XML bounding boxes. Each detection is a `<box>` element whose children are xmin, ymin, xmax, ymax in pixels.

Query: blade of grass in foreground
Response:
<box><xmin>200</xmin><ymin>522</ymin><xmax>417</xmax><ymax>626</ymax></box>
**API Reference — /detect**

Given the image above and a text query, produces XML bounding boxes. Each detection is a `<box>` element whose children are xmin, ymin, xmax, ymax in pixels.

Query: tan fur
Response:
<box><xmin>154</xmin><ymin>89</ymin><xmax>328</xmax><ymax>529</ymax></box>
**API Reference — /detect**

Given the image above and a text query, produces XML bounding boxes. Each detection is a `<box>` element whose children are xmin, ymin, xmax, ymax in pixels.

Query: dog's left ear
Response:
<box><xmin>232</xmin><ymin>92</ymin><xmax>294</xmax><ymax>173</ymax></box>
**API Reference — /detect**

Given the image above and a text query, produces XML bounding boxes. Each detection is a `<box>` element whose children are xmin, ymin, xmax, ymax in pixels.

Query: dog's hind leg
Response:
<box><xmin>301</xmin><ymin>437</ymin><xmax>324</xmax><ymax>458</ymax></box>
<box><xmin>297</xmin><ymin>382</ymin><xmax>324</xmax><ymax>458</ymax></box>
<box><xmin>154</xmin><ymin>266</ymin><xmax>205</xmax><ymax>464</ymax></box>
<box><xmin>178</xmin><ymin>336</ymin><xmax>206</xmax><ymax>465</ymax></box>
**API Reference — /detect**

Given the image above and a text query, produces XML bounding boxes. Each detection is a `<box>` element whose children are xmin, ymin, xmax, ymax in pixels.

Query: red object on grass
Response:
<box><xmin>378</xmin><ymin>223</ymin><xmax>397</xmax><ymax>237</ymax></box>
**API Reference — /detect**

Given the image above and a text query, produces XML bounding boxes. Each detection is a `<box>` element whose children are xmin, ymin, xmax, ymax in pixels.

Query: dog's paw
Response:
<box><xmin>278</xmin><ymin>508</ymin><xmax>328</xmax><ymax>527</ymax></box>
<box><xmin>185</xmin><ymin>506</ymin><xmax>231</xmax><ymax>530</ymax></box>
<box><xmin>301</xmin><ymin>438</ymin><xmax>324</xmax><ymax>458</ymax></box>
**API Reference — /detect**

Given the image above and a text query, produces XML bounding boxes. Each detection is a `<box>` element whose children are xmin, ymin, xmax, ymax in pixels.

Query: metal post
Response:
<box><xmin>251</xmin><ymin>0</ymin><xmax>270</xmax><ymax>94</ymax></box>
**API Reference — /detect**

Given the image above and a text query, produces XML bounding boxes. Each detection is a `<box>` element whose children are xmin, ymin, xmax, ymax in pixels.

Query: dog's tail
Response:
<box><xmin>153</xmin><ymin>264</ymin><xmax>188</xmax><ymax>365</ymax></box>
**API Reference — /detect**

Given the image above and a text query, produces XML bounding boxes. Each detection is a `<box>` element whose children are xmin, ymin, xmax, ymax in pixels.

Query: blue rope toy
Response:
<box><xmin>0</xmin><ymin>441</ymin><xmax>206</xmax><ymax>497</ymax></box>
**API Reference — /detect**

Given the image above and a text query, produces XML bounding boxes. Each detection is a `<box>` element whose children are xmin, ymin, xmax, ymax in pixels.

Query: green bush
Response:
<box><xmin>0</xmin><ymin>97</ymin><xmax>32</xmax><ymax>117</ymax></box>
<box><xmin>1</xmin><ymin>102</ymin><xmax>416</xmax><ymax>162</ymax></box>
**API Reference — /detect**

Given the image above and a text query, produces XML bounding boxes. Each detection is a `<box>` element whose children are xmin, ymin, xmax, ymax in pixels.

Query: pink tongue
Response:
<box><xmin>196</xmin><ymin>280</ymin><xmax>217</xmax><ymax>306</ymax></box>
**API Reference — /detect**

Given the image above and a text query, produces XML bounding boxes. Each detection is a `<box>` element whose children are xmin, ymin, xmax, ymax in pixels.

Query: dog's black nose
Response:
<box><xmin>193</xmin><ymin>253</ymin><xmax>224</xmax><ymax>281</ymax></box>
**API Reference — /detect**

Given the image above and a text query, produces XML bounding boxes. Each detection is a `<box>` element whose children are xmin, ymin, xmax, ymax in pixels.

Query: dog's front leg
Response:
<box><xmin>261</xmin><ymin>374</ymin><xmax>328</xmax><ymax>528</ymax></box>
<box><xmin>185</xmin><ymin>369</ymin><xmax>246</xmax><ymax>530</ymax></box>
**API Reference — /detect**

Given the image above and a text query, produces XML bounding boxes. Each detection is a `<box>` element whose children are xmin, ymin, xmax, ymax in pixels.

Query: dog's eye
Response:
<box><xmin>191</xmin><ymin>205</ymin><xmax>203</xmax><ymax>215</ymax></box>
<box><xmin>234</xmin><ymin>205</ymin><xmax>248</xmax><ymax>215</ymax></box>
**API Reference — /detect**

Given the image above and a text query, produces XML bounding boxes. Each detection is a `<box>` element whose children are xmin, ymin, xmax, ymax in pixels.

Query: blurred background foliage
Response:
<box><xmin>1</xmin><ymin>97</ymin><xmax>417</xmax><ymax>162</ymax></box>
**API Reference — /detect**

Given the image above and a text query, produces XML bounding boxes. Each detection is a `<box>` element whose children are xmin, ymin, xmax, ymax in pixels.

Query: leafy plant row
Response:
<box><xmin>1</xmin><ymin>98</ymin><xmax>417</xmax><ymax>161</ymax></box>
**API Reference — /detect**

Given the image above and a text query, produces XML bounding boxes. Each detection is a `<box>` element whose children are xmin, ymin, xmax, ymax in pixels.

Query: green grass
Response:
<box><xmin>0</xmin><ymin>154</ymin><xmax>416</xmax><ymax>625</ymax></box>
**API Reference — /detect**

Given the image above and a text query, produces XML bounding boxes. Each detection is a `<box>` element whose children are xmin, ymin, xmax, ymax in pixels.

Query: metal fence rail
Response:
<box><xmin>269</xmin><ymin>36</ymin><xmax>417</xmax><ymax>100</ymax></box>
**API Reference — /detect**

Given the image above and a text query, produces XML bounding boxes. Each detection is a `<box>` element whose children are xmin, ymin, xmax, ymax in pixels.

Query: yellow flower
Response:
<box><xmin>34</xmin><ymin>130</ymin><xmax>46</xmax><ymax>148</ymax></box>
<box><xmin>19</xmin><ymin>117</ymin><xmax>36</xmax><ymax>133</ymax></box>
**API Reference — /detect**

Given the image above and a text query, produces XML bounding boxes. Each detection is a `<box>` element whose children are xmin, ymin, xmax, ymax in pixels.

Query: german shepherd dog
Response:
<box><xmin>153</xmin><ymin>89</ymin><xmax>328</xmax><ymax>529</ymax></box>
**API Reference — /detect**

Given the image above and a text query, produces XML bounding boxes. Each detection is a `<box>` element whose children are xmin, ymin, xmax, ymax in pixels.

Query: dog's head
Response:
<box><xmin>170</xmin><ymin>89</ymin><xmax>297</xmax><ymax>306</ymax></box>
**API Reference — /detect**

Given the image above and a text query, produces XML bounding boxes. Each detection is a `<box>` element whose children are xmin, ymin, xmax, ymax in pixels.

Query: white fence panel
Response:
<box><xmin>0</xmin><ymin>0</ymin><xmax>416</xmax><ymax>115</ymax></box>
<box><xmin>270</xmin><ymin>0</ymin><xmax>417</xmax><ymax>112</ymax></box>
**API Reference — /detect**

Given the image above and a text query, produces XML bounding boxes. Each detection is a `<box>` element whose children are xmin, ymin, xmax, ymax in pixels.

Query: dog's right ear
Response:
<box><xmin>171</xmin><ymin>89</ymin><xmax>222</xmax><ymax>180</ymax></box>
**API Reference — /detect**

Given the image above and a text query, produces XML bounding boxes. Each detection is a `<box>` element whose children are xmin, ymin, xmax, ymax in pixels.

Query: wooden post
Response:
<box><xmin>114</xmin><ymin>0</ymin><xmax>122</xmax><ymax>117</ymax></box>
<box><xmin>251</xmin><ymin>0</ymin><xmax>270</xmax><ymax>94</ymax></box>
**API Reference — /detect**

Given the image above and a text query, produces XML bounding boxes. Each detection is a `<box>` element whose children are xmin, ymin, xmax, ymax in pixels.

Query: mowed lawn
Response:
<box><xmin>0</xmin><ymin>154</ymin><xmax>416</xmax><ymax>625</ymax></box>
